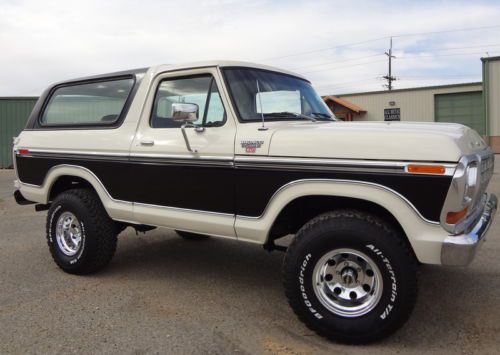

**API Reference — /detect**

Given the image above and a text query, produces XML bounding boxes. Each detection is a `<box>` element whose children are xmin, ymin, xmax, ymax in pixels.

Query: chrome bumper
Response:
<box><xmin>441</xmin><ymin>193</ymin><xmax>498</xmax><ymax>266</ymax></box>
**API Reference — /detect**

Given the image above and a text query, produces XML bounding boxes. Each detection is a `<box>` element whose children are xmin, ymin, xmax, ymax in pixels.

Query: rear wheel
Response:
<box><xmin>283</xmin><ymin>210</ymin><xmax>417</xmax><ymax>344</ymax></box>
<box><xmin>46</xmin><ymin>188</ymin><xmax>118</xmax><ymax>275</ymax></box>
<box><xmin>176</xmin><ymin>230</ymin><xmax>210</xmax><ymax>241</ymax></box>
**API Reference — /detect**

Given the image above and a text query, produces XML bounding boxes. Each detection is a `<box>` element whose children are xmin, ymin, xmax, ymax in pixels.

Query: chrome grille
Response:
<box><xmin>479</xmin><ymin>153</ymin><xmax>494</xmax><ymax>196</ymax></box>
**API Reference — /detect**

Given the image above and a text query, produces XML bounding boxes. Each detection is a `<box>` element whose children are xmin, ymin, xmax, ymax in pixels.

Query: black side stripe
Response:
<box><xmin>16</xmin><ymin>153</ymin><xmax>451</xmax><ymax>222</ymax></box>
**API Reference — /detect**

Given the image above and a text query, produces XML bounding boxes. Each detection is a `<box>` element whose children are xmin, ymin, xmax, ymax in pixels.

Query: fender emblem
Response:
<box><xmin>241</xmin><ymin>140</ymin><xmax>264</xmax><ymax>153</ymax></box>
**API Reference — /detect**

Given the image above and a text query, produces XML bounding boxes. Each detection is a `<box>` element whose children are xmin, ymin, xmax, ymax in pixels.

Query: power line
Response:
<box><xmin>287</xmin><ymin>43</ymin><xmax>500</xmax><ymax>73</ymax></box>
<box><xmin>258</xmin><ymin>36</ymin><xmax>389</xmax><ymax>62</ymax></box>
<box><xmin>399</xmin><ymin>77</ymin><xmax>480</xmax><ymax>81</ymax></box>
<box><xmin>401</xmin><ymin>42</ymin><xmax>500</xmax><ymax>54</ymax></box>
<box><xmin>319</xmin><ymin>82</ymin><xmax>385</xmax><ymax>94</ymax></box>
<box><xmin>391</xmin><ymin>24</ymin><xmax>500</xmax><ymax>38</ymax></box>
<box><xmin>259</xmin><ymin>25</ymin><xmax>500</xmax><ymax>63</ymax></box>
<box><xmin>399</xmin><ymin>73</ymin><xmax>479</xmax><ymax>78</ymax></box>
<box><xmin>289</xmin><ymin>53</ymin><xmax>383</xmax><ymax>71</ymax></box>
<box><xmin>298</xmin><ymin>50</ymin><xmax>500</xmax><ymax>76</ymax></box>
<box><xmin>298</xmin><ymin>59</ymin><xmax>387</xmax><ymax>75</ymax></box>
<box><xmin>285</xmin><ymin>43</ymin><xmax>500</xmax><ymax>75</ymax></box>
<box><xmin>398</xmin><ymin>51</ymin><xmax>500</xmax><ymax>59</ymax></box>
<box><xmin>315</xmin><ymin>78</ymin><xmax>382</xmax><ymax>89</ymax></box>
<box><xmin>322</xmin><ymin>75</ymin><xmax>480</xmax><ymax>93</ymax></box>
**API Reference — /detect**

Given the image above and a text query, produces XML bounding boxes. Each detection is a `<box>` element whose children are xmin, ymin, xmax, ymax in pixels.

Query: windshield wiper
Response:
<box><xmin>312</xmin><ymin>112</ymin><xmax>340</xmax><ymax>121</ymax></box>
<box><xmin>263</xmin><ymin>112</ymin><xmax>317</xmax><ymax>122</ymax></box>
<box><xmin>311</xmin><ymin>112</ymin><xmax>333</xmax><ymax>119</ymax></box>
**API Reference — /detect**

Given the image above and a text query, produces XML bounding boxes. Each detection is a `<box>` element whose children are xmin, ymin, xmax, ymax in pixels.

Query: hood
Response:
<box><xmin>268</xmin><ymin>121</ymin><xmax>487</xmax><ymax>162</ymax></box>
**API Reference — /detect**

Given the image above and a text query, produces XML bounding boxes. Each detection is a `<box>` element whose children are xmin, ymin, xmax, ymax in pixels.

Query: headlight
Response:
<box><xmin>441</xmin><ymin>154</ymin><xmax>481</xmax><ymax>233</ymax></box>
<box><xmin>463</xmin><ymin>163</ymin><xmax>479</xmax><ymax>206</ymax></box>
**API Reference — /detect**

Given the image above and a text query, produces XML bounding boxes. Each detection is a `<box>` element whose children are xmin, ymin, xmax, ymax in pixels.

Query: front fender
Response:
<box><xmin>234</xmin><ymin>179</ymin><xmax>448</xmax><ymax>264</ymax></box>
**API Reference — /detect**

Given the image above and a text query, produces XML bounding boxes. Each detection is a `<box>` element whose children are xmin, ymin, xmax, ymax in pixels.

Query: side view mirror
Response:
<box><xmin>171</xmin><ymin>102</ymin><xmax>202</xmax><ymax>154</ymax></box>
<box><xmin>171</xmin><ymin>102</ymin><xmax>198</xmax><ymax>123</ymax></box>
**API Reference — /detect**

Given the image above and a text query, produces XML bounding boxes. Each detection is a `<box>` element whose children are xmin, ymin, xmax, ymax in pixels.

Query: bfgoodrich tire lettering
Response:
<box><xmin>283</xmin><ymin>210</ymin><xmax>417</xmax><ymax>344</ymax></box>
<box><xmin>46</xmin><ymin>188</ymin><xmax>118</xmax><ymax>274</ymax></box>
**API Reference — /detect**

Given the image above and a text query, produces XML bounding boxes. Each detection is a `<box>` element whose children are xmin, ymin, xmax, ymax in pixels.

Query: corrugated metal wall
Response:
<box><xmin>0</xmin><ymin>97</ymin><xmax>38</xmax><ymax>168</ymax></box>
<box><xmin>435</xmin><ymin>91</ymin><xmax>484</xmax><ymax>134</ymax></box>
<box><xmin>338</xmin><ymin>83</ymin><xmax>483</xmax><ymax>122</ymax></box>
<box><xmin>485</xmin><ymin>58</ymin><xmax>500</xmax><ymax>136</ymax></box>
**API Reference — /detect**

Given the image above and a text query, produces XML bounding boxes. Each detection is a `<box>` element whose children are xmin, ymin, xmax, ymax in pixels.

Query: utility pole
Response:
<box><xmin>383</xmin><ymin>37</ymin><xmax>396</xmax><ymax>90</ymax></box>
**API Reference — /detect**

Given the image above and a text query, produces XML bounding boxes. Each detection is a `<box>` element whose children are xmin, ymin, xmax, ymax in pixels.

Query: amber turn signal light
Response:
<box><xmin>446</xmin><ymin>207</ymin><xmax>468</xmax><ymax>224</ymax></box>
<box><xmin>407</xmin><ymin>164</ymin><xmax>446</xmax><ymax>174</ymax></box>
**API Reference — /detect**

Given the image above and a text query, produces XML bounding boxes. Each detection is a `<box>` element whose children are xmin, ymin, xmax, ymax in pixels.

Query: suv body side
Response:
<box><xmin>13</xmin><ymin>62</ymin><xmax>494</xmax><ymax>266</ymax></box>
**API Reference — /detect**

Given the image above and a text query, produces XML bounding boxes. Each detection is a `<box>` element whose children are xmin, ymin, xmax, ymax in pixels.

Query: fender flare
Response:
<box><xmin>234</xmin><ymin>179</ymin><xmax>444</xmax><ymax>261</ymax></box>
<box><xmin>19</xmin><ymin>164</ymin><xmax>133</xmax><ymax>222</ymax></box>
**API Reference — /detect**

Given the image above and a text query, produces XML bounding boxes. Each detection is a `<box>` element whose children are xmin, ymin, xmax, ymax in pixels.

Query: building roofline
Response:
<box><xmin>323</xmin><ymin>95</ymin><xmax>366</xmax><ymax>113</ymax></box>
<box><xmin>336</xmin><ymin>81</ymin><xmax>482</xmax><ymax>97</ymax></box>
<box><xmin>481</xmin><ymin>56</ymin><xmax>500</xmax><ymax>62</ymax></box>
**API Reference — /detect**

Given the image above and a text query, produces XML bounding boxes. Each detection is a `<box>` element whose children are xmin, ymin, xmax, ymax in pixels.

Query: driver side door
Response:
<box><xmin>130</xmin><ymin>68</ymin><xmax>236</xmax><ymax>238</ymax></box>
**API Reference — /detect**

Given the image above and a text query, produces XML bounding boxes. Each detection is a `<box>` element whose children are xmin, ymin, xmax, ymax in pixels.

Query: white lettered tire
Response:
<box><xmin>46</xmin><ymin>188</ymin><xmax>118</xmax><ymax>274</ymax></box>
<box><xmin>283</xmin><ymin>210</ymin><xmax>417</xmax><ymax>343</ymax></box>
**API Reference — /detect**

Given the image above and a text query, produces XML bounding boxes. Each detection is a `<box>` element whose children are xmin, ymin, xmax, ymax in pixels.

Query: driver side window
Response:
<box><xmin>151</xmin><ymin>75</ymin><xmax>226</xmax><ymax>128</ymax></box>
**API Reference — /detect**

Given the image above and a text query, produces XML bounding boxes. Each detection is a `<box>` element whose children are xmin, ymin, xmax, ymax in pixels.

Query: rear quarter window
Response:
<box><xmin>40</xmin><ymin>77</ymin><xmax>134</xmax><ymax>126</ymax></box>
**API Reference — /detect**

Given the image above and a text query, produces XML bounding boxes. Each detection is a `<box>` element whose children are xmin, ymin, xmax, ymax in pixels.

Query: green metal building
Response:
<box><xmin>332</xmin><ymin>56</ymin><xmax>500</xmax><ymax>153</ymax></box>
<box><xmin>335</xmin><ymin>82</ymin><xmax>485</xmax><ymax>134</ymax></box>
<box><xmin>0</xmin><ymin>97</ymin><xmax>37</xmax><ymax>168</ymax></box>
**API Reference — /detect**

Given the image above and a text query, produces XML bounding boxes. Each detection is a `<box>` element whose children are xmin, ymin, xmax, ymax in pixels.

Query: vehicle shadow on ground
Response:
<box><xmin>106</xmin><ymin>230</ymin><xmax>284</xmax><ymax>287</ymax></box>
<box><xmin>97</xmin><ymin>229</ymin><xmax>500</xmax><ymax>351</ymax></box>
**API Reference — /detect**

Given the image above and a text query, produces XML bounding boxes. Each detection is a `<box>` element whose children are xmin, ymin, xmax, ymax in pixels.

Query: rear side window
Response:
<box><xmin>40</xmin><ymin>78</ymin><xmax>134</xmax><ymax>126</ymax></box>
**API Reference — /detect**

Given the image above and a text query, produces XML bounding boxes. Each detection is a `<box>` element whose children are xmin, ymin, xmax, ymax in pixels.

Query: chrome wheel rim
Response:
<box><xmin>312</xmin><ymin>248</ymin><xmax>383</xmax><ymax>317</ymax></box>
<box><xmin>55</xmin><ymin>212</ymin><xmax>82</xmax><ymax>256</ymax></box>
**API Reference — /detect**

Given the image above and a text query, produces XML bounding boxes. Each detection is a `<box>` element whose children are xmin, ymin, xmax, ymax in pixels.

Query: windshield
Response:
<box><xmin>222</xmin><ymin>68</ymin><xmax>335</xmax><ymax>122</ymax></box>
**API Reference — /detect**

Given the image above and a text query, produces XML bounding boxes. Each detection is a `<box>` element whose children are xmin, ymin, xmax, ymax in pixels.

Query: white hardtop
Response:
<box><xmin>148</xmin><ymin>60</ymin><xmax>308</xmax><ymax>81</ymax></box>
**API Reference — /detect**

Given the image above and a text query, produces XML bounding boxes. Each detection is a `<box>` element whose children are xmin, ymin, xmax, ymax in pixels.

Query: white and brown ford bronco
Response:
<box><xmin>13</xmin><ymin>61</ymin><xmax>497</xmax><ymax>343</ymax></box>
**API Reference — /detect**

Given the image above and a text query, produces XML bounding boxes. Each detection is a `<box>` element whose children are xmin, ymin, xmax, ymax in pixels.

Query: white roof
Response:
<box><xmin>148</xmin><ymin>60</ymin><xmax>308</xmax><ymax>81</ymax></box>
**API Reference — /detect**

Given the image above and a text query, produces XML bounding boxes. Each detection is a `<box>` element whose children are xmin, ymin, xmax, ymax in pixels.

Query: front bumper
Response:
<box><xmin>441</xmin><ymin>193</ymin><xmax>498</xmax><ymax>266</ymax></box>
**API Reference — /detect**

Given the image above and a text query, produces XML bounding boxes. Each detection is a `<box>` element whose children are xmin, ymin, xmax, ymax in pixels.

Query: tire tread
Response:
<box><xmin>46</xmin><ymin>188</ymin><xmax>118</xmax><ymax>275</ymax></box>
<box><xmin>283</xmin><ymin>209</ymin><xmax>418</xmax><ymax>344</ymax></box>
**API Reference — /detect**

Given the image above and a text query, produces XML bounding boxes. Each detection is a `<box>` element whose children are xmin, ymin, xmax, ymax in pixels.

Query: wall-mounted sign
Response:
<box><xmin>384</xmin><ymin>108</ymin><xmax>400</xmax><ymax>121</ymax></box>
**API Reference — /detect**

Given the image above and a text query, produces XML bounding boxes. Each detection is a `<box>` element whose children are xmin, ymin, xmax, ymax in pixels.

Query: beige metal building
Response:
<box><xmin>483</xmin><ymin>56</ymin><xmax>500</xmax><ymax>152</ymax></box>
<box><xmin>325</xmin><ymin>56</ymin><xmax>500</xmax><ymax>152</ymax></box>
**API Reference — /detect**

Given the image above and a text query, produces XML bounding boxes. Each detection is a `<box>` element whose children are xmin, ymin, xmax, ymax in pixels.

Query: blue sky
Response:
<box><xmin>1</xmin><ymin>0</ymin><xmax>500</xmax><ymax>96</ymax></box>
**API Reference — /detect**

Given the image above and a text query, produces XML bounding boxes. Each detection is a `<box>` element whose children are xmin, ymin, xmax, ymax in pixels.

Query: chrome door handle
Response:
<box><xmin>140</xmin><ymin>139</ymin><xmax>155</xmax><ymax>146</ymax></box>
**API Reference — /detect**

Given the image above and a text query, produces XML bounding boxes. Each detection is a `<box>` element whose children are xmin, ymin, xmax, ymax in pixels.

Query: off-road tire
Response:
<box><xmin>283</xmin><ymin>210</ymin><xmax>417</xmax><ymax>344</ymax></box>
<box><xmin>176</xmin><ymin>230</ymin><xmax>210</xmax><ymax>240</ymax></box>
<box><xmin>46</xmin><ymin>188</ymin><xmax>118</xmax><ymax>275</ymax></box>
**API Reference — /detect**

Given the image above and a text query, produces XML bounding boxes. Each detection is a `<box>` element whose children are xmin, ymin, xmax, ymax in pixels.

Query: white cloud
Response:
<box><xmin>0</xmin><ymin>0</ymin><xmax>499</xmax><ymax>95</ymax></box>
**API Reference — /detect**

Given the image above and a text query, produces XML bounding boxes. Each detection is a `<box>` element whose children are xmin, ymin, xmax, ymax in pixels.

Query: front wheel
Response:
<box><xmin>283</xmin><ymin>210</ymin><xmax>417</xmax><ymax>344</ymax></box>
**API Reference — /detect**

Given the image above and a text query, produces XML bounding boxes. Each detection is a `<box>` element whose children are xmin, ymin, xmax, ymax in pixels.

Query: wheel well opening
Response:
<box><xmin>268</xmin><ymin>195</ymin><xmax>406</xmax><ymax>244</ymax></box>
<box><xmin>49</xmin><ymin>175</ymin><xmax>94</xmax><ymax>201</ymax></box>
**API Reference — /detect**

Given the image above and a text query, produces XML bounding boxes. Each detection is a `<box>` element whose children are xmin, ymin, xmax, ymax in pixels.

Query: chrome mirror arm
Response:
<box><xmin>180</xmin><ymin>123</ymin><xmax>203</xmax><ymax>153</ymax></box>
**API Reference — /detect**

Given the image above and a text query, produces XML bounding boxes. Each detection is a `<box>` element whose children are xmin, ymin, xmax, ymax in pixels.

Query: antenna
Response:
<box><xmin>383</xmin><ymin>37</ymin><xmax>397</xmax><ymax>90</ymax></box>
<box><xmin>256</xmin><ymin>80</ymin><xmax>268</xmax><ymax>131</ymax></box>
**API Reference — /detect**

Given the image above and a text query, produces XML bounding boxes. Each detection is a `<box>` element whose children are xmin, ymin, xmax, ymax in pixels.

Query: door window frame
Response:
<box><xmin>148</xmin><ymin>71</ymin><xmax>229</xmax><ymax>129</ymax></box>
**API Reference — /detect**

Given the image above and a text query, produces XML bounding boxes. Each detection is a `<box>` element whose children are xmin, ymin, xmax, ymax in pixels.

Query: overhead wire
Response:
<box><xmin>259</xmin><ymin>25</ymin><xmax>500</xmax><ymax>63</ymax></box>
